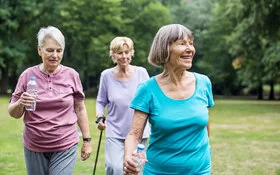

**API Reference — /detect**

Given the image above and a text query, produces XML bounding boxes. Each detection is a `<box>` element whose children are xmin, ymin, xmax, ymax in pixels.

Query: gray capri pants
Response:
<box><xmin>24</xmin><ymin>144</ymin><xmax>78</xmax><ymax>175</ymax></box>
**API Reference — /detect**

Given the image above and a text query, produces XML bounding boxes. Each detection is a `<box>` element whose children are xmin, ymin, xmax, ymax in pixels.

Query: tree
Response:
<box><xmin>121</xmin><ymin>0</ymin><xmax>172</xmax><ymax>76</ymax></box>
<box><xmin>0</xmin><ymin>0</ymin><xmax>30</xmax><ymax>94</ymax></box>
<box><xmin>225</xmin><ymin>0</ymin><xmax>280</xmax><ymax>99</ymax></box>
<box><xmin>60</xmin><ymin>0</ymin><xmax>125</xmax><ymax>91</ymax></box>
<box><xmin>0</xmin><ymin>0</ymin><xmax>64</xmax><ymax>94</ymax></box>
<box><xmin>60</xmin><ymin>0</ymin><xmax>172</xmax><ymax>93</ymax></box>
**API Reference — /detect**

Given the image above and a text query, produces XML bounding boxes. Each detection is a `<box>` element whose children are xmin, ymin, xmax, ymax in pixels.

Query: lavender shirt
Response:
<box><xmin>96</xmin><ymin>66</ymin><xmax>151</xmax><ymax>139</ymax></box>
<box><xmin>10</xmin><ymin>65</ymin><xmax>84</xmax><ymax>152</ymax></box>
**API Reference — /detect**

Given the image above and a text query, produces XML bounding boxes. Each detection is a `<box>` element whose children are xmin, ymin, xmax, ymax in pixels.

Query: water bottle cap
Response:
<box><xmin>137</xmin><ymin>144</ymin><xmax>145</xmax><ymax>151</ymax></box>
<box><xmin>30</xmin><ymin>77</ymin><xmax>36</xmax><ymax>81</ymax></box>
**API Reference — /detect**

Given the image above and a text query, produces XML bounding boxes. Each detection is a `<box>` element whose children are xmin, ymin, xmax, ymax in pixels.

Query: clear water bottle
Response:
<box><xmin>135</xmin><ymin>144</ymin><xmax>146</xmax><ymax>175</ymax></box>
<box><xmin>25</xmin><ymin>77</ymin><xmax>38</xmax><ymax>111</ymax></box>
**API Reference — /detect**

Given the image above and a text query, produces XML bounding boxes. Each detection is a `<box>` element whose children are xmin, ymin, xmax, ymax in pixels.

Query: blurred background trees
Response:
<box><xmin>0</xmin><ymin>0</ymin><xmax>279</xmax><ymax>99</ymax></box>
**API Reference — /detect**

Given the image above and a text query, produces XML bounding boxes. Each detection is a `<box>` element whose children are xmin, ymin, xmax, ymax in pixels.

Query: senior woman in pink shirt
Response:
<box><xmin>96</xmin><ymin>36</ymin><xmax>150</xmax><ymax>175</ymax></box>
<box><xmin>8</xmin><ymin>26</ymin><xmax>91</xmax><ymax>175</ymax></box>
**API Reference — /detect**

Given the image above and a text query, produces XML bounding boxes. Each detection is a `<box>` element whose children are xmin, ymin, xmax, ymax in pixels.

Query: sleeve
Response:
<box><xmin>130</xmin><ymin>82</ymin><xmax>150</xmax><ymax>114</ymax></box>
<box><xmin>73</xmin><ymin>71</ymin><xmax>85</xmax><ymax>102</ymax></box>
<box><xmin>10</xmin><ymin>73</ymin><xmax>28</xmax><ymax>103</ymax></box>
<box><xmin>96</xmin><ymin>72</ymin><xmax>108</xmax><ymax>115</ymax></box>
<box><xmin>205</xmin><ymin>76</ymin><xmax>215</xmax><ymax>108</ymax></box>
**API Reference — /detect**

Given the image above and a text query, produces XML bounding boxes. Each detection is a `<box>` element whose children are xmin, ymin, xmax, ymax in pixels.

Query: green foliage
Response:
<box><xmin>262</xmin><ymin>41</ymin><xmax>280</xmax><ymax>82</ymax></box>
<box><xmin>60</xmin><ymin>0</ymin><xmax>124</xmax><ymax>89</ymax></box>
<box><xmin>1</xmin><ymin>0</ymin><xmax>279</xmax><ymax>98</ymax></box>
<box><xmin>121</xmin><ymin>0</ymin><xmax>172</xmax><ymax>75</ymax></box>
<box><xmin>59</xmin><ymin>0</ymin><xmax>172</xmax><ymax>88</ymax></box>
<box><xmin>224</xmin><ymin>0</ymin><xmax>280</xmax><ymax>94</ymax></box>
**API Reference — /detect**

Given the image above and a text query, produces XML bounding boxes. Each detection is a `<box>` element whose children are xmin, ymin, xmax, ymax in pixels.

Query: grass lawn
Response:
<box><xmin>0</xmin><ymin>97</ymin><xmax>279</xmax><ymax>175</ymax></box>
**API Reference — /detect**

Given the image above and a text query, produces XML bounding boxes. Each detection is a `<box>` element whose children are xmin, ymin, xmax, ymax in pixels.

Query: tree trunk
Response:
<box><xmin>0</xmin><ymin>67</ymin><xmax>9</xmax><ymax>95</ymax></box>
<box><xmin>257</xmin><ymin>83</ymin><xmax>263</xmax><ymax>100</ymax></box>
<box><xmin>268</xmin><ymin>81</ymin><xmax>275</xmax><ymax>100</ymax></box>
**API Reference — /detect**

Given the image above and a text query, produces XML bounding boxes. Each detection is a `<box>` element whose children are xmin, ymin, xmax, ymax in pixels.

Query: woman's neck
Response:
<box><xmin>161</xmin><ymin>65</ymin><xmax>187</xmax><ymax>86</ymax></box>
<box><xmin>113</xmin><ymin>65</ymin><xmax>134</xmax><ymax>80</ymax></box>
<box><xmin>40</xmin><ymin>64</ymin><xmax>60</xmax><ymax>74</ymax></box>
<box><xmin>116</xmin><ymin>65</ymin><xmax>130</xmax><ymax>74</ymax></box>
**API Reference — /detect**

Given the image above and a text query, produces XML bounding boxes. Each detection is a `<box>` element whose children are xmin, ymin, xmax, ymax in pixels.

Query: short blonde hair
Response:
<box><xmin>109</xmin><ymin>37</ymin><xmax>134</xmax><ymax>60</ymax></box>
<box><xmin>148</xmin><ymin>24</ymin><xmax>194</xmax><ymax>67</ymax></box>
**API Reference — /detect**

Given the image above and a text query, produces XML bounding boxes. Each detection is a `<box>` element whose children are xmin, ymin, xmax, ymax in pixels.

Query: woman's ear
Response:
<box><xmin>37</xmin><ymin>46</ymin><xmax>42</xmax><ymax>56</ymax></box>
<box><xmin>111</xmin><ymin>54</ymin><xmax>117</xmax><ymax>63</ymax></box>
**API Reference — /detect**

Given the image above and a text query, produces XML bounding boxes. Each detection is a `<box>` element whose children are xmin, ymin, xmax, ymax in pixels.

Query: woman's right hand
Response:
<box><xmin>19</xmin><ymin>92</ymin><xmax>36</xmax><ymax>108</ymax></box>
<box><xmin>123</xmin><ymin>154</ymin><xmax>139</xmax><ymax>175</ymax></box>
<box><xmin>97</xmin><ymin>119</ymin><xmax>106</xmax><ymax>131</ymax></box>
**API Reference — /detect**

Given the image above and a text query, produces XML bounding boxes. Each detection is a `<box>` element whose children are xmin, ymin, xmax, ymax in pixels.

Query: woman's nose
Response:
<box><xmin>52</xmin><ymin>51</ymin><xmax>58</xmax><ymax>57</ymax></box>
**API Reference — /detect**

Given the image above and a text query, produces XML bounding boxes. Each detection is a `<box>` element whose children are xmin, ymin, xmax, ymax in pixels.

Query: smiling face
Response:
<box><xmin>169</xmin><ymin>36</ymin><xmax>195</xmax><ymax>70</ymax></box>
<box><xmin>38</xmin><ymin>37</ymin><xmax>63</xmax><ymax>73</ymax></box>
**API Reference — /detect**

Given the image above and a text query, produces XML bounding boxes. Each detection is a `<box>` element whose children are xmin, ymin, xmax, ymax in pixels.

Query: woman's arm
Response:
<box><xmin>75</xmin><ymin>100</ymin><xmax>92</xmax><ymax>161</ymax></box>
<box><xmin>8</xmin><ymin>99</ymin><xmax>24</xmax><ymax>119</ymax></box>
<box><xmin>8</xmin><ymin>92</ymin><xmax>35</xmax><ymax>119</ymax></box>
<box><xmin>123</xmin><ymin>109</ymin><xmax>148</xmax><ymax>174</ymax></box>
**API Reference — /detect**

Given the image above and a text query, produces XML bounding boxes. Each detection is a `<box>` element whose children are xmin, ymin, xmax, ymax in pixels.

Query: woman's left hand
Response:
<box><xmin>81</xmin><ymin>141</ymin><xmax>92</xmax><ymax>161</ymax></box>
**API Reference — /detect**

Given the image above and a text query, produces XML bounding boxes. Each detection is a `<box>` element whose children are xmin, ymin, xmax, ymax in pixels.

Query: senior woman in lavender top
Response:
<box><xmin>96</xmin><ymin>36</ymin><xmax>151</xmax><ymax>175</ymax></box>
<box><xmin>8</xmin><ymin>26</ymin><xmax>91</xmax><ymax>175</ymax></box>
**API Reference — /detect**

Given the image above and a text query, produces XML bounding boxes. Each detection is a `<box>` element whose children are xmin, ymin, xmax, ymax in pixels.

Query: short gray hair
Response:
<box><xmin>37</xmin><ymin>26</ymin><xmax>65</xmax><ymax>49</ymax></box>
<box><xmin>148</xmin><ymin>24</ymin><xmax>194</xmax><ymax>67</ymax></box>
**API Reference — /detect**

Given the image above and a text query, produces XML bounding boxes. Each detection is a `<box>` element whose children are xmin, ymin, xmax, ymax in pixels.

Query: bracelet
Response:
<box><xmin>83</xmin><ymin>138</ymin><xmax>91</xmax><ymax>142</ymax></box>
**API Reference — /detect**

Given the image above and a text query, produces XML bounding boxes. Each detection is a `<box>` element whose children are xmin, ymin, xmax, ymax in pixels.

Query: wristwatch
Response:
<box><xmin>83</xmin><ymin>138</ymin><xmax>91</xmax><ymax>142</ymax></box>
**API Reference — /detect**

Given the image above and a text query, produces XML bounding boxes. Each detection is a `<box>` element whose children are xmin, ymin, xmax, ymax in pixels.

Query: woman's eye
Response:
<box><xmin>46</xmin><ymin>50</ymin><xmax>54</xmax><ymax>53</ymax></box>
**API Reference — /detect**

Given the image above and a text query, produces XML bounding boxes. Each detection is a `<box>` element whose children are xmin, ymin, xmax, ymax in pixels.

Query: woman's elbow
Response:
<box><xmin>8</xmin><ymin>105</ymin><xmax>23</xmax><ymax>119</ymax></box>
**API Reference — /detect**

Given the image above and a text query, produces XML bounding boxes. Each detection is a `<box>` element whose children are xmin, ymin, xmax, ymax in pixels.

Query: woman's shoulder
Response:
<box><xmin>134</xmin><ymin>65</ymin><xmax>147</xmax><ymax>72</ymax></box>
<box><xmin>19</xmin><ymin>65</ymin><xmax>40</xmax><ymax>77</ymax></box>
<box><xmin>193</xmin><ymin>72</ymin><xmax>211</xmax><ymax>82</ymax></box>
<box><xmin>100</xmin><ymin>68</ymin><xmax>112</xmax><ymax>76</ymax></box>
<box><xmin>138</xmin><ymin>76</ymin><xmax>155</xmax><ymax>88</ymax></box>
<box><xmin>60</xmin><ymin>65</ymin><xmax>80</xmax><ymax>76</ymax></box>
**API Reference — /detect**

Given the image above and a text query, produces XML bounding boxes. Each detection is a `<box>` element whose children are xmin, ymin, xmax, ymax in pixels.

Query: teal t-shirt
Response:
<box><xmin>130</xmin><ymin>72</ymin><xmax>215</xmax><ymax>175</ymax></box>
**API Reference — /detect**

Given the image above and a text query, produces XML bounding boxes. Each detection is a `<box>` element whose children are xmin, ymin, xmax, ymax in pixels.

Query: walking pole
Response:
<box><xmin>93</xmin><ymin>117</ymin><xmax>106</xmax><ymax>175</ymax></box>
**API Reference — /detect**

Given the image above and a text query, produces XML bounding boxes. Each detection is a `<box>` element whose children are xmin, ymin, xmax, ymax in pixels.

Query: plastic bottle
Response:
<box><xmin>135</xmin><ymin>144</ymin><xmax>146</xmax><ymax>175</ymax></box>
<box><xmin>25</xmin><ymin>77</ymin><xmax>38</xmax><ymax>111</ymax></box>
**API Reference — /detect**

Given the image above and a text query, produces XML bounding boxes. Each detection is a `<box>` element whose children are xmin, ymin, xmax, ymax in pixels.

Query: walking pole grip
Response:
<box><xmin>93</xmin><ymin>117</ymin><xmax>106</xmax><ymax>175</ymax></box>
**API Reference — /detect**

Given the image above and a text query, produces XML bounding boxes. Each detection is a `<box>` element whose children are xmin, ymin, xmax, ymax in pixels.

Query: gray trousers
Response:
<box><xmin>105</xmin><ymin>138</ymin><xmax>147</xmax><ymax>175</ymax></box>
<box><xmin>24</xmin><ymin>144</ymin><xmax>78</xmax><ymax>175</ymax></box>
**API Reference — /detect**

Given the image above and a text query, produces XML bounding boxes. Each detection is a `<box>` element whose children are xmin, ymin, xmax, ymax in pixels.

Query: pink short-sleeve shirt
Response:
<box><xmin>10</xmin><ymin>64</ymin><xmax>84</xmax><ymax>152</ymax></box>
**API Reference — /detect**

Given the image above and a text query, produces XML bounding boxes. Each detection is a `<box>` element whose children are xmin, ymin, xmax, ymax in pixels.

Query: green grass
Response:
<box><xmin>0</xmin><ymin>97</ymin><xmax>279</xmax><ymax>175</ymax></box>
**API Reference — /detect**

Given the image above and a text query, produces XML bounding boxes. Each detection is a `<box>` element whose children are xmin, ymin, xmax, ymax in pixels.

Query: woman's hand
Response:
<box><xmin>123</xmin><ymin>154</ymin><xmax>139</xmax><ymax>175</ymax></box>
<box><xmin>97</xmin><ymin>120</ymin><xmax>106</xmax><ymax>130</ymax></box>
<box><xmin>19</xmin><ymin>92</ymin><xmax>37</xmax><ymax>108</ymax></box>
<box><xmin>96</xmin><ymin>115</ymin><xmax>106</xmax><ymax>131</ymax></box>
<box><xmin>81</xmin><ymin>141</ymin><xmax>92</xmax><ymax>161</ymax></box>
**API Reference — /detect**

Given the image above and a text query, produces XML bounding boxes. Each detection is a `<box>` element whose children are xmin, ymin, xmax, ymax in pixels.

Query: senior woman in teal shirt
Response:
<box><xmin>123</xmin><ymin>24</ymin><xmax>214</xmax><ymax>175</ymax></box>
